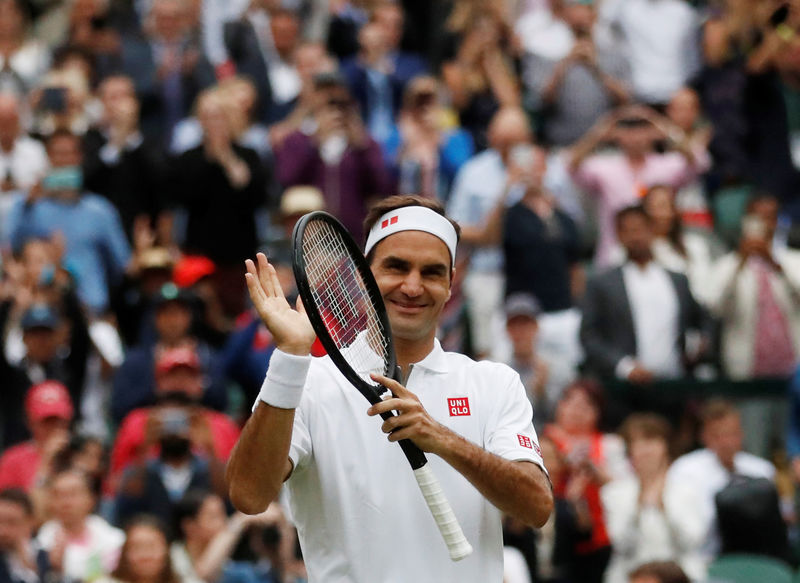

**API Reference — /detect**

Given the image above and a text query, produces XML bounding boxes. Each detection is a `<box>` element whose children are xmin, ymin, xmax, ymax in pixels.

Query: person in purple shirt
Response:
<box><xmin>274</xmin><ymin>72</ymin><xmax>391</xmax><ymax>243</ymax></box>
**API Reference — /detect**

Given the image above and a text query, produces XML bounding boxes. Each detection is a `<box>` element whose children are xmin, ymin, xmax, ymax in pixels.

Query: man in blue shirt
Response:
<box><xmin>7</xmin><ymin>130</ymin><xmax>131</xmax><ymax>315</ymax></box>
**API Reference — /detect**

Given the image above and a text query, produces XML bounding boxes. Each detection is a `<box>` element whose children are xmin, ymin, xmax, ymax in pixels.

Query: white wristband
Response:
<box><xmin>254</xmin><ymin>349</ymin><xmax>312</xmax><ymax>410</ymax></box>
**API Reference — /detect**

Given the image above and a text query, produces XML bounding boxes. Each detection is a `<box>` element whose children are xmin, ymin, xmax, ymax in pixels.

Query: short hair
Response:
<box><xmin>619</xmin><ymin>413</ymin><xmax>673</xmax><ymax>452</ymax></box>
<box><xmin>173</xmin><ymin>489</ymin><xmax>214</xmax><ymax>538</ymax></box>
<box><xmin>700</xmin><ymin>398</ymin><xmax>739</xmax><ymax>427</ymax></box>
<box><xmin>362</xmin><ymin>195</ymin><xmax>461</xmax><ymax>250</ymax></box>
<box><xmin>745</xmin><ymin>191</ymin><xmax>779</xmax><ymax>215</ymax></box>
<box><xmin>45</xmin><ymin>128</ymin><xmax>82</xmax><ymax>151</ymax></box>
<box><xmin>615</xmin><ymin>204</ymin><xmax>650</xmax><ymax>231</ymax></box>
<box><xmin>629</xmin><ymin>561</ymin><xmax>690</xmax><ymax>583</ymax></box>
<box><xmin>0</xmin><ymin>488</ymin><xmax>34</xmax><ymax>516</ymax></box>
<box><xmin>560</xmin><ymin>378</ymin><xmax>606</xmax><ymax>415</ymax></box>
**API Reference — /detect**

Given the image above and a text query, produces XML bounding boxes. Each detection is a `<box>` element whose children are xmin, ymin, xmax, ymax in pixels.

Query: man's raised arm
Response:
<box><xmin>225</xmin><ymin>254</ymin><xmax>316</xmax><ymax>514</ymax></box>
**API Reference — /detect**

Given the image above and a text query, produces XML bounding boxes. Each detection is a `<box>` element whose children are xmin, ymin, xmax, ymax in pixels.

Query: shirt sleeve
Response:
<box><xmin>483</xmin><ymin>365</ymin><xmax>546</xmax><ymax>472</ymax></box>
<box><xmin>288</xmin><ymin>394</ymin><xmax>313</xmax><ymax>473</ymax></box>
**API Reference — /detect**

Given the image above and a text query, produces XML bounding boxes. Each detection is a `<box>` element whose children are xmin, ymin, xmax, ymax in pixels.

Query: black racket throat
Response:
<box><xmin>292</xmin><ymin>211</ymin><xmax>428</xmax><ymax>470</ymax></box>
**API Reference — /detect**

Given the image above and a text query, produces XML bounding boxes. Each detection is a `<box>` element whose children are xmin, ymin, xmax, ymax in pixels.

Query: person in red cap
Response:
<box><xmin>0</xmin><ymin>381</ymin><xmax>74</xmax><ymax>492</ymax></box>
<box><xmin>108</xmin><ymin>346</ymin><xmax>240</xmax><ymax>492</ymax></box>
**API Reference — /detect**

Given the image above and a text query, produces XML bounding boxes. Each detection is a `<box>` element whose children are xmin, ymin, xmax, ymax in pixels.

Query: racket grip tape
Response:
<box><xmin>412</xmin><ymin>465</ymin><xmax>473</xmax><ymax>561</ymax></box>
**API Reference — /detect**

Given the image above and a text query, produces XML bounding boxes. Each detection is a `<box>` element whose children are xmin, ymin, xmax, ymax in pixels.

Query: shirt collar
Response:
<box><xmin>411</xmin><ymin>338</ymin><xmax>449</xmax><ymax>374</ymax></box>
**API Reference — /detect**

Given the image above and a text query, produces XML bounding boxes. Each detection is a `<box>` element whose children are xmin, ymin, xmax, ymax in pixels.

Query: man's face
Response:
<box><xmin>99</xmin><ymin>77</ymin><xmax>137</xmax><ymax>115</ymax></box>
<box><xmin>614</xmin><ymin>123</ymin><xmax>655</xmax><ymax>157</ymax></box>
<box><xmin>23</xmin><ymin>327</ymin><xmax>59</xmax><ymax>363</ymax></box>
<box><xmin>152</xmin><ymin>0</ymin><xmax>185</xmax><ymax>40</ymax></box>
<box><xmin>617</xmin><ymin>212</ymin><xmax>653</xmax><ymax>262</ymax></box>
<box><xmin>702</xmin><ymin>414</ymin><xmax>743</xmax><ymax>468</ymax></box>
<box><xmin>271</xmin><ymin>13</ymin><xmax>299</xmax><ymax>54</ymax></box>
<box><xmin>748</xmin><ymin>198</ymin><xmax>780</xmax><ymax>240</ymax></box>
<box><xmin>46</xmin><ymin>134</ymin><xmax>82</xmax><ymax>168</ymax></box>
<box><xmin>28</xmin><ymin>415</ymin><xmax>70</xmax><ymax>445</ymax></box>
<box><xmin>370</xmin><ymin>230</ymin><xmax>452</xmax><ymax>344</ymax></box>
<box><xmin>373</xmin><ymin>5</ymin><xmax>403</xmax><ymax>50</ymax></box>
<box><xmin>506</xmin><ymin>315</ymin><xmax>537</xmax><ymax>354</ymax></box>
<box><xmin>154</xmin><ymin>302</ymin><xmax>192</xmax><ymax>343</ymax></box>
<box><xmin>0</xmin><ymin>500</ymin><xmax>31</xmax><ymax>552</ymax></box>
<box><xmin>562</xmin><ymin>3</ymin><xmax>595</xmax><ymax>35</ymax></box>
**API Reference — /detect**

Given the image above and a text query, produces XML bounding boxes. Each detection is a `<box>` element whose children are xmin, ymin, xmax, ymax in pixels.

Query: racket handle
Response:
<box><xmin>413</xmin><ymin>465</ymin><xmax>473</xmax><ymax>561</ymax></box>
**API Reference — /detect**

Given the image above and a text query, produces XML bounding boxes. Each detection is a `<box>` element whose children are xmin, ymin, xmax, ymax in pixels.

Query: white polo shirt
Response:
<box><xmin>277</xmin><ymin>339</ymin><xmax>546</xmax><ymax>583</ymax></box>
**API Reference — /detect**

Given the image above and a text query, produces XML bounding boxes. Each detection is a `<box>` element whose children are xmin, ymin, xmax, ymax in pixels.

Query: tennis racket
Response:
<box><xmin>292</xmin><ymin>211</ymin><xmax>473</xmax><ymax>562</ymax></box>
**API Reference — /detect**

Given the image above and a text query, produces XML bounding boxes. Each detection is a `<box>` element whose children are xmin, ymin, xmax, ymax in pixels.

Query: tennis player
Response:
<box><xmin>226</xmin><ymin>195</ymin><xmax>553</xmax><ymax>582</ymax></box>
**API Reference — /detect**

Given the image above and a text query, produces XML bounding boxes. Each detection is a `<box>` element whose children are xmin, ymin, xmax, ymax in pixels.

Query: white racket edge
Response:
<box><xmin>413</xmin><ymin>464</ymin><xmax>473</xmax><ymax>561</ymax></box>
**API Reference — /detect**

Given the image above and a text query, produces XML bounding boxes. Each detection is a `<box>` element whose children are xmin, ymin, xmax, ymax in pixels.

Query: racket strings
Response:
<box><xmin>301</xmin><ymin>220</ymin><xmax>390</xmax><ymax>380</ymax></box>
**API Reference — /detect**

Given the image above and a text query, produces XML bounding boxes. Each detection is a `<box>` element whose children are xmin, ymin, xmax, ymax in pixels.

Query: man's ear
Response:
<box><xmin>446</xmin><ymin>268</ymin><xmax>456</xmax><ymax>301</ymax></box>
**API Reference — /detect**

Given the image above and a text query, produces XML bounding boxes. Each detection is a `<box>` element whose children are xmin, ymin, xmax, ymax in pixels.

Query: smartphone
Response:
<box><xmin>742</xmin><ymin>215</ymin><xmax>767</xmax><ymax>241</ymax></box>
<box><xmin>160</xmin><ymin>409</ymin><xmax>190</xmax><ymax>436</ymax></box>
<box><xmin>510</xmin><ymin>144</ymin><xmax>535</xmax><ymax>170</ymax></box>
<box><xmin>40</xmin><ymin>87</ymin><xmax>67</xmax><ymax>113</ymax></box>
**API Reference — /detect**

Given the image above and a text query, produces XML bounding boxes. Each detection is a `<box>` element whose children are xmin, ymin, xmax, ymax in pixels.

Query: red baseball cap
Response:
<box><xmin>155</xmin><ymin>347</ymin><xmax>201</xmax><ymax>376</ymax></box>
<box><xmin>25</xmin><ymin>381</ymin><xmax>74</xmax><ymax>422</ymax></box>
<box><xmin>173</xmin><ymin>255</ymin><xmax>216</xmax><ymax>288</ymax></box>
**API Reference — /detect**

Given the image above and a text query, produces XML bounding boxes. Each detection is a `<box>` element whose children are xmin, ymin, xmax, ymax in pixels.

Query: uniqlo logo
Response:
<box><xmin>448</xmin><ymin>397</ymin><xmax>471</xmax><ymax>416</ymax></box>
<box><xmin>380</xmin><ymin>216</ymin><xmax>399</xmax><ymax>229</ymax></box>
<box><xmin>517</xmin><ymin>434</ymin><xmax>533</xmax><ymax>449</ymax></box>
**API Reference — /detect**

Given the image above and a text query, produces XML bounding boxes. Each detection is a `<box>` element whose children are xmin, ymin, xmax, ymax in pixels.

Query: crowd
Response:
<box><xmin>0</xmin><ymin>0</ymin><xmax>800</xmax><ymax>581</ymax></box>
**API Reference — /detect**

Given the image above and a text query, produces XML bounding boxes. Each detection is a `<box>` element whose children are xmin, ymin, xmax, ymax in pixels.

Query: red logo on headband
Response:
<box><xmin>380</xmin><ymin>216</ymin><xmax>399</xmax><ymax>229</ymax></box>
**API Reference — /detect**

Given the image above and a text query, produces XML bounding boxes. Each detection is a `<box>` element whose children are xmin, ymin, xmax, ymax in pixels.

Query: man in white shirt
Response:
<box><xmin>666</xmin><ymin>399</ymin><xmax>776</xmax><ymax>564</ymax></box>
<box><xmin>580</xmin><ymin>205</ymin><xmax>709</xmax><ymax>383</ymax></box>
<box><xmin>226</xmin><ymin>195</ymin><xmax>553</xmax><ymax>582</ymax></box>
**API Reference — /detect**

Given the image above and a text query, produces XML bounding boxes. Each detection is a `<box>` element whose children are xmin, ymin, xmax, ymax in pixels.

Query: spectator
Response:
<box><xmin>440</xmin><ymin>0</ymin><xmax>520</xmax><ymax>150</ymax></box>
<box><xmin>0</xmin><ymin>92</ymin><xmax>48</xmax><ymax>197</ymax></box>
<box><xmin>340</xmin><ymin>2</ymin><xmax>428</xmax><ymax>146</ymax></box>
<box><xmin>628</xmin><ymin>561</ymin><xmax>689</xmax><ymax>583</ymax></box>
<box><xmin>447</xmin><ymin>106</ymin><xmax>532</xmax><ymax>358</ymax></box>
<box><xmin>666</xmin><ymin>399</ymin><xmax>775</xmax><ymax>565</ymax></box>
<box><xmin>502</xmin><ymin>293</ymin><xmax>551</xmax><ymax>425</ymax></box>
<box><xmin>6</xmin><ymin>130</ymin><xmax>132</xmax><ymax>315</ymax></box>
<box><xmin>0</xmin><ymin>381</ymin><xmax>73</xmax><ymax>493</ymax></box>
<box><xmin>112</xmin><ymin>283</ymin><xmax>225</xmax><ymax>423</ymax></box>
<box><xmin>699</xmin><ymin>0</ymin><xmax>799</xmax><ymax>202</ymax></box>
<box><xmin>706</xmin><ymin>193</ymin><xmax>800</xmax><ymax>380</ymax></box>
<box><xmin>168</xmin><ymin>87</ymin><xmax>267</xmax><ymax>316</ymax></box>
<box><xmin>171</xmin><ymin>490</ymin><xmax>263</xmax><ymax>583</ymax></box>
<box><xmin>663</xmin><ymin>87</ymin><xmax>714</xmax><ymax>231</ymax></box>
<box><xmin>642</xmin><ymin>184</ymin><xmax>714</xmax><ymax>304</ymax></box>
<box><xmin>601</xmin><ymin>413</ymin><xmax>705</xmax><ymax>583</ymax></box>
<box><xmin>325</xmin><ymin>0</ymin><xmax>372</xmax><ymax>61</ymax></box>
<box><xmin>275</xmin><ymin>72</ymin><xmax>390</xmax><ymax>243</ymax></box>
<box><xmin>29</xmin><ymin>60</ymin><xmax>94</xmax><ymax>140</ymax></box>
<box><xmin>116</xmin><ymin>0</ymin><xmax>215</xmax><ymax>145</ymax></box>
<box><xmin>580</xmin><ymin>205</ymin><xmax>710</xmax><ymax>384</ymax></box>
<box><xmin>37</xmin><ymin>468</ymin><xmax>124</xmax><ymax>582</ymax></box>
<box><xmin>109</xmin><ymin>346</ymin><xmax>239</xmax><ymax>491</ymax></box>
<box><xmin>0</xmin><ymin>488</ymin><xmax>60</xmax><ymax>583</ymax></box>
<box><xmin>83</xmin><ymin>75</ymin><xmax>167</xmax><ymax>243</ymax></box>
<box><xmin>98</xmin><ymin>515</ymin><xmax>185</xmax><ymax>583</ymax></box>
<box><xmin>569</xmin><ymin>105</ymin><xmax>710</xmax><ymax>267</ymax></box>
<box><xmin>531</xmin><ymin>435</ymin><xmax>593</xmax><ymax>583</ymax></box>
<box><xmin>171</xmin><ymin>76</ymin><xmax>274</xmax><ymax>165</ymax></box>
<box><xmin>266</xmin><ymin>42</ymin><xmax>336</xmax><ymax>149</ymax></box>
<box><xmin>524</xmin><ymin>0</ymin><xmax>630</xmax><ymax>148</ymax></box>
<box><xmin>601</xmin><ymin>0</ymin><xmax>701</xmax><ymax>106</ymax></box>
<box><xmin>501</xmin><ymin>142</ymin><xmax>584</xmax><ymax>379</ymax></box>
<box><xmin>383</xmin><ymin>75</ymin><xmax>473</xmax><ymax>201</ymax></box>
<box><xmin>114</xmin><ymin>402</ymin><xmax>227</xmax><ymax>528</ymax></box>
<box><xmin>0</xmin><ymin>291</ymin><xmax>89</xmax><ymax>446</ymax></box>
<box><xmin>705</xmin><ymin>193</ymin><xmax>800</xmax><ymax>456</ymax></box>
<box><xmin>544</xmin><ymin>381</ymin><xmax>629</xmax><ymax>583</ymax></box>
<box><xmin>0</xmin><ymin>0</ymin><xmax>51</xmax><ymax>94</ymax></box>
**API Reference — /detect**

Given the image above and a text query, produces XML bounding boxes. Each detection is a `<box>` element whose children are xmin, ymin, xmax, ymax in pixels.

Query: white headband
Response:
<box><xmin>364</xmin><ymin>206</ymin><xmax>458</xmax><ymax>267</ymax></box>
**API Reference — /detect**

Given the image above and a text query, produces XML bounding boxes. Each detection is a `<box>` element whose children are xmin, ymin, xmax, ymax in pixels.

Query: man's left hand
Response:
<box><xmin>367</xmin><ymin>374</ymin><xmax>450</xmax><ymax>455</ymax></box>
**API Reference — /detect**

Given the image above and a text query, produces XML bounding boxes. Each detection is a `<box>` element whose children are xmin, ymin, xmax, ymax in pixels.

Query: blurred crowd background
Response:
<box><xmin>1</xmin><ymin>0</ymin><xmax>800</xmax><ymax>581</ymax></box>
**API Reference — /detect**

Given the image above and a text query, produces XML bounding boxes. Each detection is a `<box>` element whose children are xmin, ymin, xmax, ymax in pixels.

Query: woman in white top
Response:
<box><xmin>601</xmin><ymin>414</ymin><xmax>705</xmax><ymax>583</ymax></box>
<box><xmin>0</xmin><ymin>0</ymin><xmax>51</xmax><ymax>93</ymax></box>
<box><xmin>642</xmin><ymin>184</ymin><xmax>714</xmax><ymax>304</ymax></box>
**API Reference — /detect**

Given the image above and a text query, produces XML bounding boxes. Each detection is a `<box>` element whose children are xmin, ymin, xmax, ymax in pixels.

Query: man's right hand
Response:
<box><xmin>245</xmin><ymin>253</ymin><xmax>316</xmax><ymax>356</ymax></box>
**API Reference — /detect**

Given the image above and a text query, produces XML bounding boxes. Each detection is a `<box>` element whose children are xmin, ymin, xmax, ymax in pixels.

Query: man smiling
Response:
<box><xmin>226</xmin><ymin>195</ymin><xmax>552</xmax><ymax>582</ymax></box>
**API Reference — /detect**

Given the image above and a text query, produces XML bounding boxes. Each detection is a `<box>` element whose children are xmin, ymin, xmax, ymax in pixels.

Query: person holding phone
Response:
<box><xmin>705</xmin><ymin>193</ymin><xmax>800</xmax><ymax>456</ymax></box>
